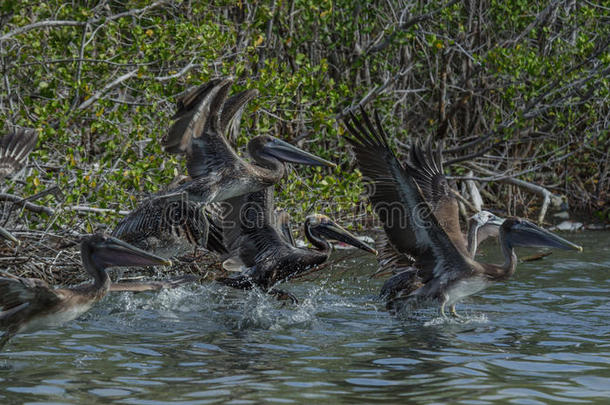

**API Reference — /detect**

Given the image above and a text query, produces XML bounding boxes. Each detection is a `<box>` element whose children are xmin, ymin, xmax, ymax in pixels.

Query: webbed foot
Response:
<box><xmin>450</xmin><ymin>305</ymin><xmax>462</xmax><ymax>319</ymax></box>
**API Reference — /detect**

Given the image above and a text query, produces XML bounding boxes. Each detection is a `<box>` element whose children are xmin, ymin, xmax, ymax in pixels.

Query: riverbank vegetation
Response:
<box><xmin>0</xmin><ymin>1</ymin><xmax>608</xmax><ymax>281</ymax></box>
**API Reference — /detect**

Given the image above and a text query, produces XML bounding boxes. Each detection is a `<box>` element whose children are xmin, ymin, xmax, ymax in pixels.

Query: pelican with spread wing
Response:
<box><xmin>114</xmin><ymin>78</ymin><xmax>334</xmax><ymax>257</ymax></box>
<box><xmin>343</xmin><ymin>108</ymin><xmax>582</xmax><ymax>317</ymax></box>
<box><xmin>378</xmin><ymin>210</ymin><xmax>505</xmax><ymax>303</ymax></box>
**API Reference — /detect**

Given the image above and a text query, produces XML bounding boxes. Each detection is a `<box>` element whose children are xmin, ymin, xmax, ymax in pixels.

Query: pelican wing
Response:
<box><xmin>112</xmin><ymin>193</ymin><xmax>209</xmax><ymax>249</ymax></box>
<box><xmin>274</xmin><ymin>210</ymin><xmax>296</xmax><ymax>247</ymax></box>
<box><xmin>220</xmin><ymin>89</ymin><xmax>259</xmax><ymax>142</ymax></box>
<box><xmin>203</xmin><ymin>204</ymin><xmax>229</xmax><ymax>255</ymax></box>
<box><xmin>0</xmin><ymin>272</ymin><xmax>62</xmax><ymax>325</ymax></box>
<box><xmin>343</xmin><ymin>109</ymin><xmax>471</xmax><ymax>279</ymax></box>
<box><xmin>406</xmin><ymin>139</ymin><xmax>467</xmax><ymax>254</ymax></box>
<box><xmin>162</xmin><ymin>79</ymin><xmax>242</xmax><ymax>178</ymax></box>
<box><xmin>184</xmin><ymin>88</ymin><xmax>257</xmax><ymax>179</ymax></box>
<box><xmin>162</xmin><ymin>79</ymin><xmax>224</xmax><ymax>154</ymax></box>
<box><xmin>164</xmin><ymin>79</ymin><xmax>258</xmax><ymax>180</ymax></box>
<box><xmin>376</xmin><ymin>233</ymin><xmax>415</xmax><ymax>274</ymax></box>
<box><xmin>223</xmin><ymin>188</ymin><xmax>288</xmax><ymax>269</ymax></box>
<box><xmin>0</xmin><ymin>129</ymin><xmax>38</xmax><ymax>179</ymax></box>
<box><xmin>375</xmin><ymin>139</ymin><xmax>467</xmax><ymax>272</ymax></box>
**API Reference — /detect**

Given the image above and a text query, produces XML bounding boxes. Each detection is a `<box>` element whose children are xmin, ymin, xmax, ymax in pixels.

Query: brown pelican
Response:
<box><xmin>166</xmin><ymin>77</ymin><xmax>336</xmax><ymax>203</ymax></box>
<box><xmin>364</xmin><ymin>134</ymin><xmax>504</xmax><ymax>298</ymax></box>
<box><xmin>0</xmin><ymin>234</ymin><xmax>171</xmax><ymax>349</ymax></box>
<box><xmin>114</xmin><ymin>78</ymin><xmax>334</xmax><ymax>256</ymax></box>
<box><xmin>374</xmin><ymin>135</ymin><xmax>505</xmax><ymax>269</ymax></box>
<box><xmin>217</xmin><ymin>187</ymin><xmax>378</xmax><ymax>302</ymax></box>
<box><xmin>343</xmin><ymin>108</ymin><xmax>582</xmax><ymax>317</ymax></box>
<box><xmin>0</xmin><ymin>129</ymin><xmax>38</xmax><ymax>244</ymax></box>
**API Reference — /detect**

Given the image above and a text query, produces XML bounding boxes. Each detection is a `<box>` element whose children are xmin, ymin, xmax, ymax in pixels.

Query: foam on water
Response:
<box><xmin>423</xmin><ymin>312</ymin><xmax>489</xmax><ymax>327</ymax></box>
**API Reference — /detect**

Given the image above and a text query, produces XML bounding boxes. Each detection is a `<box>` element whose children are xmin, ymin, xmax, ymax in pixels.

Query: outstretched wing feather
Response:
<box><xmin>112</xmin><ymin>194</ymin><xmax>208</xmax><ymax>248</ymax></box>
<box><xmin>343</xmin><ymin>108</ymin><xmax>471</xmax><ymax>279</ymax></box>
<box><xmin>0</xmin><ymin>129</ymin><xmax>38</xmax><ymax>179</ymax></box>
<box><xmin>223</xmin><ymin>188</ymin><xmax>289</xmax><ymax>269</ymax></box>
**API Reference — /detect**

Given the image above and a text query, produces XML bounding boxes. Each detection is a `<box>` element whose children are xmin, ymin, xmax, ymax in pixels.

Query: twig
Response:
<box><xmin>466</xmin><ymin>162</ymin><xmax>562</xmax><ymax>223</ymax></box>
<box><xmin>0</xmin><ymin>193</ymin><xmax>129</xmax><ymax>216</ymax></box>
<box><xmin>150</xmin><ymin>61</ymin><xmax>200</xmax><ymax>82</ymax></box>
<box><xmin>76</xmin><ymin>69</ymin><xmax>138</xmax><ymax>111</ymax></box>
<box><xmin>64</xmin><ymin>206</ymin><xmax>130</xmax><ymax>215</ymax></box>
<box><xmin>340</xmin><ymin>66</ymin><xmax>412</xmax><ymax>117</ymax></box>
<box><xmin>450</xmin><ymin>189</ymin><xmax>479</xmax><ymax>213</ymax></box>
<box><xmin>0</xmin><ymin>21</ymin><xmax>85</xmax><ymax>41</ymax></box>
<box><xmin>367</xmin><ymin>0</ymin><xmax>460</xmax><ymax>54</ymax></box>
<box><xmin>0</xmin><ymin>1</ymin><xmax>170</xmax><ymax>41</ymax></box>
<box><xmin>0</xmin><ymin>193</ymin><xmax>54</xmax><ymax>215</ymax></box>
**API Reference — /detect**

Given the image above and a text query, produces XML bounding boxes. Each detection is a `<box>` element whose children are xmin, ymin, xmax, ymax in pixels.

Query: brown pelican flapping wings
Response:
<box><xmin>343</xmin><ymin>108</ymin><xmax>582</xmax><ymax>317</ymax></box>
<box><xmin>372</xmin><ymin>134</ymin><xmax>506</xmax><ymax>279</ymax></box>
<box><xmin>114</xmin><ymin>79</ymin><xmax>334</xmax><ymax>257</ymax></box>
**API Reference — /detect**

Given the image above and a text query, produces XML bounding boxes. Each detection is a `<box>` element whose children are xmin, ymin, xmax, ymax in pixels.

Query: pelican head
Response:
<box><xmin>502</xmin><ymin>218</ymin><xmax>583</xmax><ymax>252</ymax></box>
<box><xmin>249</xmin><ymin>136</ymin><xmax>336</xmax><ymax>168</ymax></box>
<box><xmin>82</xmin><ymin>234</ymin><xmax>173</xmax><ymax>269</ymax></box>
<box><xmin>306</xmin><ymin>214</ymin><xmax>377</xmax><ymax>255</ymax></box>
<box><xmin>471</xmin><ymin>211</ymin><xmax>505</xmax><ymax>228</ymax></box>
<box><xmin>471</xmin><ymin>210</ymin><xmax>505</xmax><ymax>238</ymax></box>
<box><xmin>0</xmin><ymin>226</ymin><xmax>19</xmax><ymax>245</ymax></box>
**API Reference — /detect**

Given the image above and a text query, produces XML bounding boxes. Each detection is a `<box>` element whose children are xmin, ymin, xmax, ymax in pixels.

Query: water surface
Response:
<box><xmin>1</xmin><ymin>231</ymin><xmax>609</xmax><ymax>404</ymax></box>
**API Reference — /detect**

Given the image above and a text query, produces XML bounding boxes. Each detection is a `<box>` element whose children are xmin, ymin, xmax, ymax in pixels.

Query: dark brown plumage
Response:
<box><xmin>165</xmin><ymin>78</ymin><xmax>335</xmax><ymax>204</ymax></box>
<box><xmin>0</xmin><ymin>128</ymin><xmax>38</xmax><ymax>179</ymax></box>
<box><xmin>218</xmin><ymin>187</ymin><xmax>377</xmax><ymax>302</ymax></box>
<box><xmin>373</xmin><ymin>135</ymin><xmax>505</xmax><ymax>279</ymax></box>
<box><xmin>112</xmin><ymin>194</ymin><xmax>226</xmax><ymax>257</ymax></box>
<box><xmin>378</xmin><ymin>211</ymin><xmax>504</xmax><ymax>302</ymax></box>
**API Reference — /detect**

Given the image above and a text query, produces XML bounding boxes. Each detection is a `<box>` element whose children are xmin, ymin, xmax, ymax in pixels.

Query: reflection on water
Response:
<box><xmin>1</xmin><ymin>231</ymin><xmax>609</xmax><ymax>404</ymax></box>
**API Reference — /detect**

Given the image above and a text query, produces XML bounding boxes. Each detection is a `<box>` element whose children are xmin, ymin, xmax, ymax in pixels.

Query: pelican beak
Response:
<box><xmin>0</xmin><ymin>226</ymin><xmax>19</xmax><ymax>245</ymax></box>
<box><xmin>95</xmin><ymin>236</ymin><xmax>173</xmax><ymax>267</ymax></box>
<box><xmin>511</xmin><ymin>221</ymin><xmax>583</xmax><ymax>252</ymax></box>
<box><xmin>264</xmin><ymin>138</ymin><xmax>336</xmax><ymax>167</ymax></box>
<box><xmin>317</xmin><ymin>220</ymin><xmax>378</xmax><ymax>255</ymax></box>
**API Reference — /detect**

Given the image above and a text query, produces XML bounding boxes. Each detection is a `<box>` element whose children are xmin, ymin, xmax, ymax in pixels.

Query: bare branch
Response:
<box><xmin>0</xmin><ymin>20</ymin><xmax>85</xmax><ymax>41</ymax></box>
<box><xmin>76</xmin><ymin>69</ymin><xmax>138</xmax><ymax>111</ymax></box>
<box><xmin>0</xmin><ymin>193</ymin><xmax>54</xmax><ymax>215</ymax></box>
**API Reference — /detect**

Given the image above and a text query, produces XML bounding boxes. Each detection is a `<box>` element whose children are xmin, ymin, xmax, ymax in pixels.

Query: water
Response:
<box><xmin>1</xmin><ymin>231</ymin><xmax>608</xmax><ymax>404</ymax></box>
